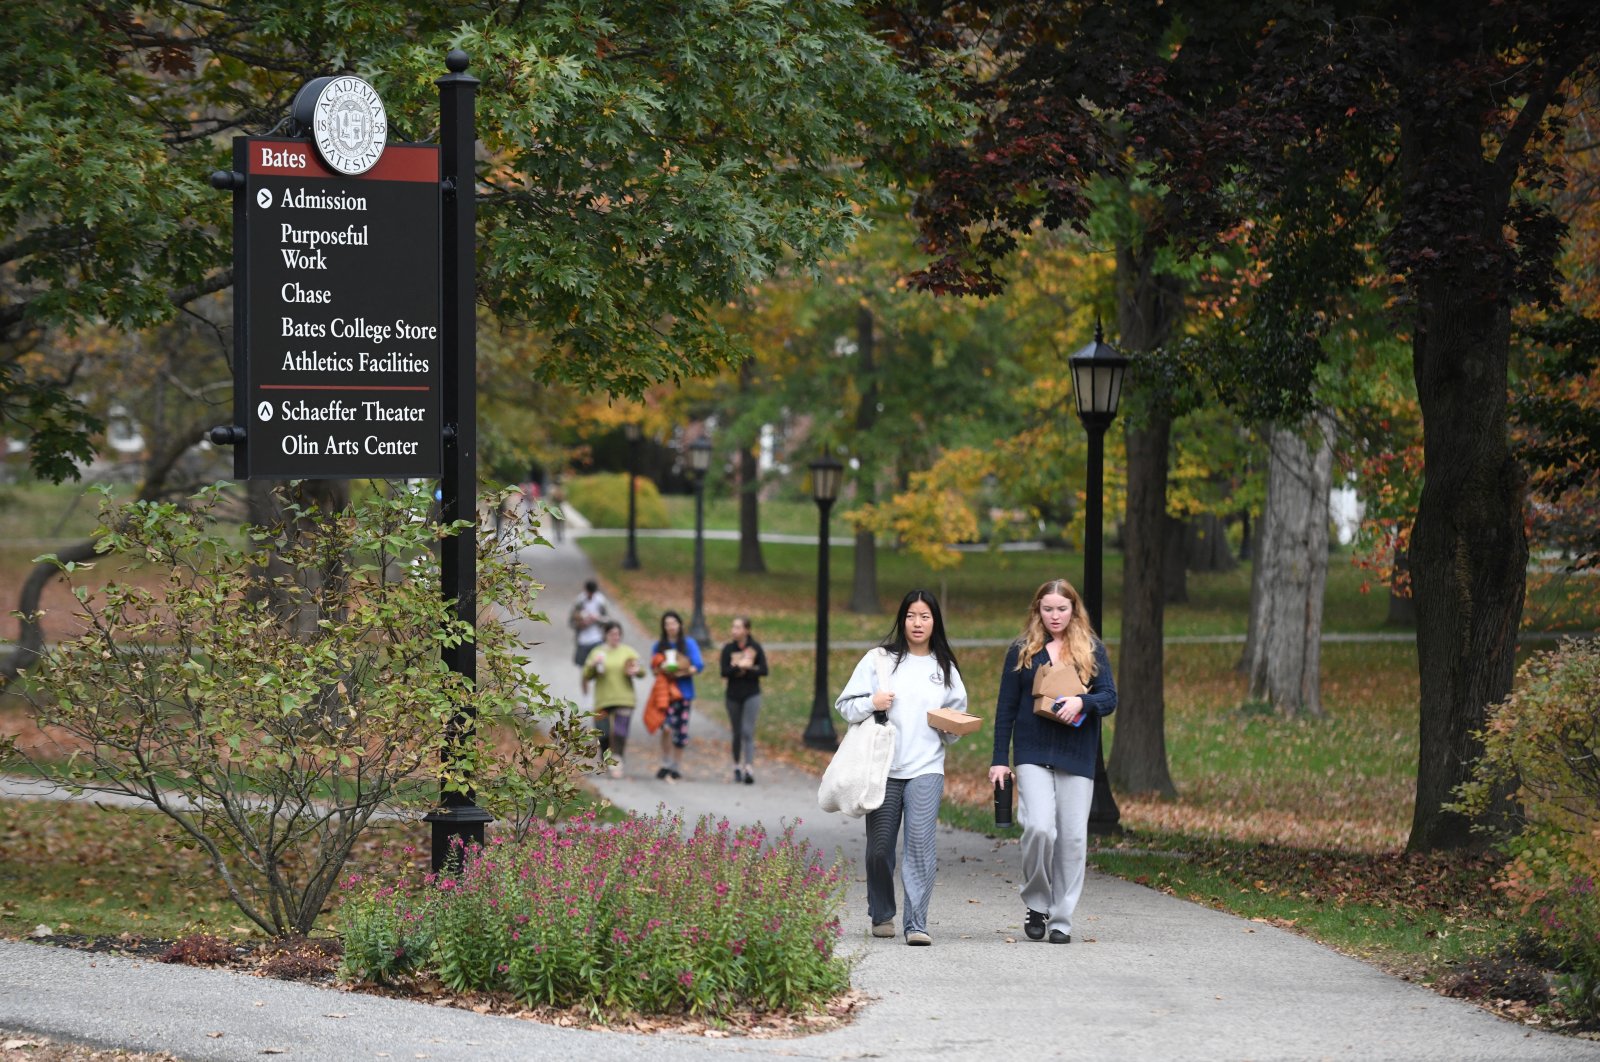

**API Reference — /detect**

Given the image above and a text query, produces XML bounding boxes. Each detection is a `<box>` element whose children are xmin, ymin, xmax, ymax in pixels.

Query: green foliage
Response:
<box><xmin>2</xmin><ymin>1</ymin><xmax>948</xmax><ymax>478</ymax></box>
<box><xmin>1452</xmin><ymin>638</ymin><xmax>1600</xmax><ymax>1018</ymax></box>
<box><xmin>565</xmin><ymin>473</ymin><xmax>666</xmax><ymax>530</ymax></box>
<box><xmin>339</xmin><ymin>811</ymin><xmax>851</xmax><ymax>1017</ymax></box>
<box><xmin>23</xmin><ymin>482</ymin><xmax>597</xmax><ymax>936</ymax></box>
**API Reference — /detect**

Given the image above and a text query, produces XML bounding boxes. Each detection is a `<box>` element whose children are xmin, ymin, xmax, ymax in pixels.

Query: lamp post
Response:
<box><xmin>686</xmin><ymin>436</ymin><xmax>713</xmax><ymax>646</ymax></box>
<box><xmin>1070</xmin><ymin>320</ymin><xmax>1129</xmax><ymax>836</ymax></box>
<box><xmin>804</xmin><ymin>454</ymin><xmax>844</xmax><ymax>750</ymax></box>
<box><xmin>622</xmin><ymin>423</ymin><xmax>641</xmax><ymax>570</ymax></box>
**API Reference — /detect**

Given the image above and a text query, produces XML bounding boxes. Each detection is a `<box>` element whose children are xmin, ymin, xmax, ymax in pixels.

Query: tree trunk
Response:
<box><xmin>247</xmin><ymin>478</ymin><xmax>351</xmax><ymax>638</ymax></box>
<box><xmin>737</xmin><ymin>440</ymin><xmax>766</xmax><ymax>574</ymax></box>
<box><xmin>1385</xmin><ymin>543</ymin><xmax>1416</xmax><ymax>628</ymax></box>
<box><xmin>849</xmin><ymin>303</ymin><xmax>879</xmax><ymax>614</ymax></box>
<box><xmin>1240</xmin><ymin>411</ymin><xmax>1334</xmax><ymax>718</ymax></box>
<box><xmin>1106</xmin><ymin>241</ymin><xmax>1181</xmax><ymax>800</ymax></box>
<box><xmin>1162</xmin><ymin>514</ymin><xmax>1188</xmax><ymax>604</ymax></box>
<box><xmin>736</xmin><ymin>362</ymin><xmax>767</xmax><ymax>574</ymax></box>
<box><xmin>3</xmin><ymin>421</ymin><xmax>210</xmax><ymax>685</ymax></box>
<box><xmin>1184</xmin><ymin>513</ymin><xmax>1237</xmax><ymax>572</ymax></box>
<box><xmin>1401</xmin><ymin>88</ymin><xmax>1530</xmax><ymax>853</ymax></box>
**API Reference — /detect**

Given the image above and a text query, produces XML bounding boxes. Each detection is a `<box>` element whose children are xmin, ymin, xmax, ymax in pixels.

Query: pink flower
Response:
<box><xmin>678</xmin><ymin>970</ymin><xmax>695</xmax><ymax>988</ymax></box>
<box><xmin>511</xmin><ymin>930</ymin><xmax>521</xmax><ymax>941</ymax></box>
<box><xmin>438</xmin><ymin>878</ymin><xmax>457</xmax><ymax>891</ymax></box>
<box><xmin>730</xmin><ymin>938</ymin><xmax>746</xmax><ymax>956</ymax></box>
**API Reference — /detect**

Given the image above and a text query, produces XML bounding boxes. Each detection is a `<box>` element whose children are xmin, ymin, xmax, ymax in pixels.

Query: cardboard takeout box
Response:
<box><xmin>926</xmin><ymin>708</ymin><xmax>982</xmax><ymax>736</ymax></box>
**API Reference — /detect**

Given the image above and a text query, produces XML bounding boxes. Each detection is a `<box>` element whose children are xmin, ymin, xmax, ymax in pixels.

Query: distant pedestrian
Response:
<box><xmin>650</xmin><ymin>610</ymin><xmax>704</xmax><ymax>781</ymax></box>
<box><xmin>570</xmin><ymin>578</ymin><xmax>610</xmax><ymax>669</ymax></box>
<box><xmin>835</xmin><ymin>589</ymin><xmax>968</xmax><ymax>946</ymax></box>
<box><xmin>989</xmin><ymin>578</ymin><xmax>1118</xmax><ymax>945</ymax></box>
<box><xmin>719</xmin><ymin>616</ymin><xmax>769</xmax><ymax>784</ymax></box>
<box><xmin>582</xmin><ymin>621</ymin><xmax>642</xmax><ymax>779</ymax></box>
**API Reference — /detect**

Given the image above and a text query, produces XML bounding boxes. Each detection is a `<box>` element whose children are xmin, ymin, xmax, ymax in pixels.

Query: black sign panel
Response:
<box><xmin>232</xmin><ymin>136</ymin><xmax>440</xmax><ymax>478</ymax></box>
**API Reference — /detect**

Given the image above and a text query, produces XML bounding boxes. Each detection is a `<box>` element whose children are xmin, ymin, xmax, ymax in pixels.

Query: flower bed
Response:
<box><xmin>339</xmin><ymin>811</ymin><xmax>851</xmax><ymax>1017</ymax></box>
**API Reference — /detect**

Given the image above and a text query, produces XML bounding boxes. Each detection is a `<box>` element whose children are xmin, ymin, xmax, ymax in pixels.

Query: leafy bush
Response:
<box><xmin>1453</xmin><ymin>638</ymin><xmax>1600</xmax><ymax>1019</ymax></box>
<box><xmin>24</xmin><ymin>482</ymin><xmax>598</xmax><ymax>936</ymax></box>
<box><xmin>339</xmin><ymin>811</ymin><xmax>851</xmax><ymax>1016</ymax></box>
<box><xmin>565</xmin><ymin>472</ymin><xmax>667</xmax><ymax>529</ymax></box>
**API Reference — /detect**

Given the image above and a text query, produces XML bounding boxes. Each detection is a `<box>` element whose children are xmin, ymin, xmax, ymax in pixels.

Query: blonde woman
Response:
<box><xmin>988</xmin><ymin>578</ymin><xmax>1117</xmax><ymax>944</ymax></box>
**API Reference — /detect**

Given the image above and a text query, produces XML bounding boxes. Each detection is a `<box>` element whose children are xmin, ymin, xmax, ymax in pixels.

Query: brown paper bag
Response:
<box><xmin>1032</xmin><ymin>661</ymin><xmax>1086</xmax><ymax>721</ymax></box>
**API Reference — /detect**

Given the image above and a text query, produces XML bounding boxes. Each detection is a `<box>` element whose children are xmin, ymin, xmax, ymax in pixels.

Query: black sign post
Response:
<box><xmin>212</xmin><ymin>52</ymin><xmax>490</xmax><ymax>871</ymax></box>
<box><xmin>422</xmin><ymin>51</ymin><xmax>492</xmax><ymax>869</ymax></box>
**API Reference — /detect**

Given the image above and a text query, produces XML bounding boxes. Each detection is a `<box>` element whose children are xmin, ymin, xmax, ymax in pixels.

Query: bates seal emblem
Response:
<box><xmin>293</xmin><ymin>75</ymin><xmax>387</xmax><ymax>175</ymax></box>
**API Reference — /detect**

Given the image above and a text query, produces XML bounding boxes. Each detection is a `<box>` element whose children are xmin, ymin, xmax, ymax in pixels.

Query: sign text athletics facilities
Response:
<box><xmin>232</xmin><ymin>136</ymin><xmax>441</xmax><ymax>478</ymax></box>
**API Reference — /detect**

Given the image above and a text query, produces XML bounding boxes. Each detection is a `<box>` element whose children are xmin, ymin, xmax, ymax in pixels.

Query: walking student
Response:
<box><xmin>835</xmin><ymin>589</ymin><xmax>968</xmax><ymax>946</ymax></box>
<box><xmin>582</xmin><ymin>621</ymin><xmax>643</xmax><ymax>779</ymax></box>
<box><xmin>719</xmin><ymin>616</ymin><xmax>769</xmax><ymax>784</ymax></box>
<box><xmin>650</xmin><ymin>610</ymin><xmax>703</xmax><ymax>781</ymax></box>
<box><xmin>988</xmin><ymin>578</ymin><xmax>1118</xmax><ymax>944</ymax></box>
<box><xmin>570</xmin><ymin>578</ymin><xmax>610</xmax><ymax>670</ymax></box>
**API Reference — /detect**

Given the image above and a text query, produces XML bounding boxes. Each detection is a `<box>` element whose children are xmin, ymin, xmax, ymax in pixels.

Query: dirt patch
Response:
<box><xmin>0</xmin><ymin>1028</ymin><xmax>177</xmax><ymax>1061</ymax></box>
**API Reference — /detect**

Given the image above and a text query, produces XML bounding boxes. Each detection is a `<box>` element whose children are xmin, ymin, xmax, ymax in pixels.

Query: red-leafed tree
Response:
<box><xmin>891</xmin><ymin>0</ymin><xmax>1600</xmax><ymax>850</ymax></box>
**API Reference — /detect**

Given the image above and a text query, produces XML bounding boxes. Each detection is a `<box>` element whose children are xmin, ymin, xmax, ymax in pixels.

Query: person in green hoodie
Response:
<box><xmin>582</xmin><ymin>621</ymin><xmax>642</xmax><ymax>779</ymax></box>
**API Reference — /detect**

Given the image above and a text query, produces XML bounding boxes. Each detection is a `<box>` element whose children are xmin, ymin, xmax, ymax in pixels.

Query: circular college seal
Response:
<box><xmin>299</xmin><ymin>75</ymin><xmax>387</xmax><ymax>175</ymax></box>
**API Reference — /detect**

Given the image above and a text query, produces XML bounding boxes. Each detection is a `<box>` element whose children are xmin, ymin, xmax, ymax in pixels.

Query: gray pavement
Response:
<box><xmin>5</xmin><ymin>514</ymin><xmax>1600</xmax><ymax>1060</ymax></box>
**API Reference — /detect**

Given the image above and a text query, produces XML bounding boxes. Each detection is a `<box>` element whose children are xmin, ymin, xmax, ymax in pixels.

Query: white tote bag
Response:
<box><xmin>817</xmin><ymin>649</ymin><xmax>898</xmax><ymax>817</ymax></box>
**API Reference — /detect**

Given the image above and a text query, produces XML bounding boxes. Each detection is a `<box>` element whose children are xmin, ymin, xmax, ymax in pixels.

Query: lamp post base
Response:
<box><xmin>803</xmin><ymin>704</ymin><xmax>838</xmax><ymax>751</ymax></box>
<box><xmin>1087</xmin><ymin>741</ymin><xmax>1123</xmax><ymax>836</ymax></box>
<box><xmin>424</xmin><ymin>803</ymin><xmax>495</xmax><ymax>871</ymax></box>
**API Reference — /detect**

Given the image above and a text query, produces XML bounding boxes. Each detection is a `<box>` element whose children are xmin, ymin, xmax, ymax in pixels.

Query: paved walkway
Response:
<box><xmin>4</xmin><ymin>518</ymin><xmax>1600</xmax><ymax>1060</ymax></box>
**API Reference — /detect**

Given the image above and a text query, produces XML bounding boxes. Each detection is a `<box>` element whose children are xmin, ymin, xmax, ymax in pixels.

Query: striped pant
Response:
<box><xmin>864</xmin><ymin>773</ymin><xmax>944</xmax><ymax>936</ymax></box>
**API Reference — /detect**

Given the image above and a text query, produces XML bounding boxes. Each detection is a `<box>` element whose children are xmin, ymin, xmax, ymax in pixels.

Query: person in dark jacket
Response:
<box><xmin>719</xmin><ymin>616</ymin><xmax>769</xmax><ymax>784</ymax></box>
<box><xmin>989</xmin><ymin>578</ymin><xmax>1117</xmax><ymax>945</ymax></box>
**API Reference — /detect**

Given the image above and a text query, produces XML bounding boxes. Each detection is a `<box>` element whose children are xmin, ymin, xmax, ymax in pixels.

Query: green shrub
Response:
<box><xmin>25</xmin><ymin>482</ymin><xmax>598</xmax><ymax>936</ymax></box>
<box><xmin>1453</xmin><ymin>638</ymin><xmax>1600</xmax><ymax>1019</ymax></box>
<box><xmin>339</xmin><ymin>811</ymin><xmax>851</xmax><ymax>1017</ymax></box>
<box><xmin>565</xmin><ymin>473</ymin><xmax>667</xmax><ymax>529</ymax></box>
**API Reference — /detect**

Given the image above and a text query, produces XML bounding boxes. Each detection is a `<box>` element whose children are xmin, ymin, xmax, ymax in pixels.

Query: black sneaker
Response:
<box><xmin>656</xmin><ymin>767</ymin><xmax>672</xmax><ymax>780</ymax></box>
<box><xmin>733</xmin><ymin>767</ymin><xmax>744</xmax><ymax>783</ymax></box>
<box><xmin>1025</xmin><ymin>909</ymin><xmax>1047</xmax><ymax>941</ymax></box>
<box><xmin>668</xmin><ymin>767</ymin><xmax>683</xmax><ymax>780</ymax></box>
<box><xmin>1048</xmin><ymin>930</ymin><xmax>1071</xmax><ymax>944</ymax></box>
<box><xmin>742</xmin><ymin>768</ymin><xmax>754</xmax><ymax>785</ymax></box>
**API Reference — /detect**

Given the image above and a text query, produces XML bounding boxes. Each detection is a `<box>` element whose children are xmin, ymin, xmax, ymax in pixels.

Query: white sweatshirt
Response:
<box><xmin>835</xmin><ymin>647</ymin><xmax>968</xmax><ymax>779</ymax></box>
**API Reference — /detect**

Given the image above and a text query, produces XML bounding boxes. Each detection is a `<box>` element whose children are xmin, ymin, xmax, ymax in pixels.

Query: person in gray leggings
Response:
<box><xmin>719</xmin><ymin>617</ymin><xmax>769</xmax><ymax>784</ymax></box>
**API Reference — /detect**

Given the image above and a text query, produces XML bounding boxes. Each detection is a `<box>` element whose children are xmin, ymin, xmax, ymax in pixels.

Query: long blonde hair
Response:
<box><xmin>1012</xmin><ymin>578</ymin><xmax>1099</xmax><ymax>683</ymax></box>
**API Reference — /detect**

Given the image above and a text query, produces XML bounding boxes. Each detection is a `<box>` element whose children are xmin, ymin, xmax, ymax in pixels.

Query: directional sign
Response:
<box><xmin>230</xmin><ymin>136</ymin><xmax>440</xmax><ymax>478</ymax></box>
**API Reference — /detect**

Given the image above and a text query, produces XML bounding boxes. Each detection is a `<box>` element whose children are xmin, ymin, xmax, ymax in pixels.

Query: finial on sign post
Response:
<box><xmin>446</xmin><ymin>49</ymin><xmax>470</xmax><ymax>73</ymax></box>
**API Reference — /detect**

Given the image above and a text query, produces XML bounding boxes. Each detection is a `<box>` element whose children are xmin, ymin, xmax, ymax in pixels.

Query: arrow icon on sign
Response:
<box><xmin>256</xmin><ymin>188</ymin><xmax>273</xmax><ymax>209</ymax></box>
<box><xmin>256</xmin><ymin>401</ymin><xmax>274</xmax><ymax>422</ymax></box>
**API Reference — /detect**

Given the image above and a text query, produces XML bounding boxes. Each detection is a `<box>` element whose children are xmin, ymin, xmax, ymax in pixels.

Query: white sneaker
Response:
<box><xmin>608</xmin><ymin>760</ymin><xmax>624</xmax><ymax>779</ymax></box>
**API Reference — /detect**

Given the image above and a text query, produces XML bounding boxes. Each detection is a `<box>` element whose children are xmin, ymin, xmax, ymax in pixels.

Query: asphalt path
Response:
<box><xmin>4</xmin><ymin>514</ymin><xmax>1599</xmax><ymax>1060</ymax></box>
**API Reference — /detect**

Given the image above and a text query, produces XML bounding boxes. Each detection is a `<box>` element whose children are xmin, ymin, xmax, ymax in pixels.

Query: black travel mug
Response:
<box><xmin>994</xmin><ymin>775</ymin><xmax>1015</xmax><ymax>829</ymax></box>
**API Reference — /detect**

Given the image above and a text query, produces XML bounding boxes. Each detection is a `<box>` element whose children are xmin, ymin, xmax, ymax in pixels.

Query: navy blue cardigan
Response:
<box><xmin>991</xmin><ymin>640</ymin><xmax>1117</xmax><ymax>779</ymax></box>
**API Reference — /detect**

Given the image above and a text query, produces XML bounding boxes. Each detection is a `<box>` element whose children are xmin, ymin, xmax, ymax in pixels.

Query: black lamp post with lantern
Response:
<box><xmin>803</xmin><ymin>454</ymin><xmax>844</xmax><ymax>750</ymax></box>
<box><xmin>686</xmin><ymin>436</ymin><xmax>713</xmax><ymax>647</ymax></box>
<box><xmin>1070</xmin><ymin>321</ymin><xmax>1129</xmax><ymax>835</ymax></box>
<box><xmin>622</xmin><ymin>422</ymin><xmax>642</xmax><ymax>571</ymax></box>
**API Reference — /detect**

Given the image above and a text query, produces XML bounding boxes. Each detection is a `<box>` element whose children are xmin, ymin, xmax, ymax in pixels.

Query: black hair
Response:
<box><xmin>881</xmin><ymin>588</ymin><xmax>958</xmax><ymax>687</ymax></box>
<box><xmin>601</xmin><ymin>620</ymin><xmax>622</xmax><ymax>636</ymax></box>
<box><xmin>655</xmin><ymin>609</ymin><xmax>687</xmax><ymax>652</ymax></box>
<box><xmin>583</xmin><ymin>579</ymin><xmax>599</xmax><ymax>594</ymax></box>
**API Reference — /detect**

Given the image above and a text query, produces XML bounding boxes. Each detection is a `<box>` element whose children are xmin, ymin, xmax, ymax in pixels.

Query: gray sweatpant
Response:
<box><xmin>1015</xmin><ymin>763</ymin><xmax>1094</xmax><ymax>936</ymax></box>
<box><xmin>864</xmin><ymin>773</ymin><xmax>944</xmax><ymax>936</ymax></box>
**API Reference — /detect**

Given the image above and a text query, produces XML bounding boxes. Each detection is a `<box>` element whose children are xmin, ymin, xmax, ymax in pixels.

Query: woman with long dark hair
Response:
<box><xmin>649</xmin><ymin>609</ymin><xmax>703</xmax><ymax>781</ymax></box>
<box><xmin>835</xmin><ymin>589</ymin><xmax>968</xmax><ymax>946</ymax></box>
<box><xmin>989</xmin><ymin>578</ymin><xmax>1117</xmax><ymax>944</ymax></box>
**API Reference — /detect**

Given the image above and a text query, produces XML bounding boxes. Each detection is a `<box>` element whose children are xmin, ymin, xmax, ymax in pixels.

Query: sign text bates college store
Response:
<box><xmin>217</xmin><ymin>76</ymin><xmax>441</xmax><ymax>479</ymax></box>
